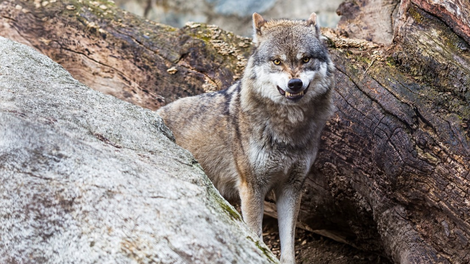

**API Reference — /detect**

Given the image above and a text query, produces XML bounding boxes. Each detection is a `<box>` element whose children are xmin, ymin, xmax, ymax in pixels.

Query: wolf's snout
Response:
<box><xmin>288</xmin><ymin>79</ymin><xmax>303</xmax><ymax>92</ymax></box>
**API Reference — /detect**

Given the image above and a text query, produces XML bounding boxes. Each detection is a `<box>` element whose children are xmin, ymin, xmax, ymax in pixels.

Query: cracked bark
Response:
<box><xmin>1</xmin><ymin>0</ymin><xmax>469</xmax><ymax>263</ymax></box>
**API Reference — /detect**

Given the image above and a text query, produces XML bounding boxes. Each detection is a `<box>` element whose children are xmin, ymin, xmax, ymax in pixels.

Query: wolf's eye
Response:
<box><xmin>273</xmin><ymin>59</ymin><xmax>281</xmax><ymax>65</ymax></box>
<box><xmin>302</xmin><ymin>57</ymin><xmax>311</xmax><ymax>63</ymax></box>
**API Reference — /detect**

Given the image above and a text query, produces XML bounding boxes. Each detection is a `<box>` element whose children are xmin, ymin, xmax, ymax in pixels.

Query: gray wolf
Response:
<box><xmin>157</xmin><ymin>12</ymin><xmax>335</xmax><ymax>263</ymax></box>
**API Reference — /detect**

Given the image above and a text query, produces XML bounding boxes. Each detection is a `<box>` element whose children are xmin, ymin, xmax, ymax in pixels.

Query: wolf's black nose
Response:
<box><xmin>288</xmin><ymin>79</ymin><xmax>303</xmax><ymax>92</ymax></box>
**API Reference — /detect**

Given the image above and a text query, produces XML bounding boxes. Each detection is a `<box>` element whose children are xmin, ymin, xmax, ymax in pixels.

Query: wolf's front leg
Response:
<box><xmin>275</xmin><ymin>183</ymin><xmax>303</xmax><ymax>264</ymax></box>
<box><xmin>239</xmin><ymin>182</ymin><xmax>265</xmax><ymax>238</ymax></box>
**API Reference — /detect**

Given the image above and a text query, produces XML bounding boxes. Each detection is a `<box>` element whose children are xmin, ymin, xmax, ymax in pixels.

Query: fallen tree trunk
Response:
<box><xmin>1</xmin><ymin>0</ymin><xmax>468</xmax><ymax>263</ymax></box>
<box><xmin>0</xmin><ymin>0</ymin><xmax>252</xmax><ymax>110</ymax></box>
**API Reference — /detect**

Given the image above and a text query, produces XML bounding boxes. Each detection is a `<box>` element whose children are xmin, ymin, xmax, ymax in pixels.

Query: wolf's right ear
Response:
<box><xmin>252</xmin><ymin>13</ymin><xmax>267</xmax><ymax>45</ymax></box>
<box><xmin>307</xmin><ymin>12</ymin><xmax>320</xmax><ymax>38</ymax></box>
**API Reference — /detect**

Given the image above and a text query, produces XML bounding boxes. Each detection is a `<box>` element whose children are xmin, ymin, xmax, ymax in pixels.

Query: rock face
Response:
<box><xmin>0</xmin><ymin>37</ymin><xmax>277</xmax><ymax>264</ymax></box>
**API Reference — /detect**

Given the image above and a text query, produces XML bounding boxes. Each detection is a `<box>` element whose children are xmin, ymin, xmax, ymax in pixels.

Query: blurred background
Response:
<box><xmin>115</xmin><ymin>0</ymin><xmax>343</xmax><ymax>36</ymax></box>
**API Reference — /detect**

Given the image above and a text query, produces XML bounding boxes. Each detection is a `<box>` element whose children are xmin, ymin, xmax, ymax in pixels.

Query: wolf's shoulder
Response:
<box><xmin>206</xmin><ymin>81</ymin><xmax>242</xmax><ymax>115</ymax></box>
<box><xmin>158</xmin><ymin>81</ymin><xmax>241</xmax><ymax>117</ymax></box>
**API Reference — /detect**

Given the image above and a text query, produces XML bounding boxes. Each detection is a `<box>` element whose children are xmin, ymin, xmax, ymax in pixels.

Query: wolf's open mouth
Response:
<box><xmin>277</xmin><ymin>86</ymin><xmax>308</xmax><ymax>100</ymax></box>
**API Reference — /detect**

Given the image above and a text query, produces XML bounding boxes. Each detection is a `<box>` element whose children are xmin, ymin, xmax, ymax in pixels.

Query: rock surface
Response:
<box><xmin>0</xmin><ymin>36</ymin><xmax>277</xmax><ymax>264</ymax></box>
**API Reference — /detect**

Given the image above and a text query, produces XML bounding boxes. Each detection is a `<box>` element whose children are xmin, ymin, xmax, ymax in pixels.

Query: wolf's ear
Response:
<box><xmin>252</xmin><ymin>13</ymin><xmax>267</xmax><ymax>44</ymax></box>
<box><xmin>307</xmin><ymin>12</ymin><xmax>320</xmax><ymax>38</ymax></box>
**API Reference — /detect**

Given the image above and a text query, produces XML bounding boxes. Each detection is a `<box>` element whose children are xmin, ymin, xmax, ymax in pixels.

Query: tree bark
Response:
<box><xmin>1</xmin><ymin>0</ymin><xmax>469</xmax><ymax>263</ymax></box>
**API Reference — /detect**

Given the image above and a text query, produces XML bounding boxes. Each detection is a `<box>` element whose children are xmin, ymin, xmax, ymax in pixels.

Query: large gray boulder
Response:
<box><xmin>0</xmin><ymin>37</ymin><xmax>277</xmax><ymax>264</ymax></box>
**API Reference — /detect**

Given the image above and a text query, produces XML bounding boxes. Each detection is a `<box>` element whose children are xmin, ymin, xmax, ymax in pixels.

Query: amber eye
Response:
<box><xmin>273</xmin><ymin>59</ymin><xmax>281</xmax><ymax>65</ymax></box>
<box><xmin>302</xmin><ymin>57</ymin><xmax>310</xmax><ymax>63</ymax></box>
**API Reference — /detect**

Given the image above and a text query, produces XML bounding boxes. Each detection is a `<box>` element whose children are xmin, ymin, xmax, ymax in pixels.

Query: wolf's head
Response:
<box><xmin>243</xmin><ymin>13</ymin><xmax>334</xmax><ymax>106</ymax></box>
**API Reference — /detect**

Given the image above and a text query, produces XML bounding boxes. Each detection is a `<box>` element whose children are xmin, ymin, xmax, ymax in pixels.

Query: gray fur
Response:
<box><xmin>157</xmin><ymin>13</ymin><xmax>334</xmax><ymax>264</ymax></box>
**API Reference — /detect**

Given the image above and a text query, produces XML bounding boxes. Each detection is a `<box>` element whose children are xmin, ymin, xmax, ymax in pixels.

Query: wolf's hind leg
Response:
<box><xmin>275</xmin><ymin>183</ymin><xmax>303</xmax><ymax>264</ymax></box>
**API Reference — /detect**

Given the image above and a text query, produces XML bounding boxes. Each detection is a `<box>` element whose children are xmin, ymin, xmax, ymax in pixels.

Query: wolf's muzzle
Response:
<box><xmin>277</xmin><ymin>78</ymin><xmax>308</xmax><ymax>101</ymax></box>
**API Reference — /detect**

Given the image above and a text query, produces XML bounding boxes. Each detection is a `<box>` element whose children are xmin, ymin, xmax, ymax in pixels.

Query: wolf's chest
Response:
<box><xmin>247</xmin><ymin>140</ymin><xmax>313</xmax><ymax>180</ymax></box>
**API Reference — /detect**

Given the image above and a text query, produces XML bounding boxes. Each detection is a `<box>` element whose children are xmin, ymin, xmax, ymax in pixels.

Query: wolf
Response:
<box><xmin>157</xmin><ymin>12</ymin><xmax>335</xmax><ymax>263</ymax></box>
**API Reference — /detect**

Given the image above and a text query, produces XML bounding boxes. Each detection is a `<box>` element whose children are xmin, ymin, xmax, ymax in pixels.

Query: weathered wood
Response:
<box><xmin>407</xmin><ymin>0</ymin><xmax>470</xmax><ymax>45</ymax></box>
<box><xmin>336</xmin><ymin>0</ymin><xmax>398</xmax><ymax>44</ymax></box>
<box><xmin>1</xmin><ymin>0</ymin><xmax>469</xmax><ymax>263</ymax></box>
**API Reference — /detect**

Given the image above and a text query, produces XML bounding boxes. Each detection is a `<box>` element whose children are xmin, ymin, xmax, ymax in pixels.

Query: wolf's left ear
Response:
<box><xmin>252</xmin><ymin>13</ymin><xmax>267</xmax><ymax>45</ymax></box>
<box><xmin>307</xmin><ymin>12</ymin><xmax>320</xmax><ymax>38</ymax></box>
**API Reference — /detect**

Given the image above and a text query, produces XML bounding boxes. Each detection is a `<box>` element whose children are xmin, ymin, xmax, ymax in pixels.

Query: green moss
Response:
<box><xmin>386</xmin><ymin>56</ymin><xmax>397</xmax><ymax>67</ymax></box>
<box><xmin>246</xmin><ymin>236</ymin><xmax>278</xmax><ymax>263</ymax></box>
<box><xmin>347</xmin><ymin>63</ymin><xmax>361</xmax><ymax>77</ymax></box>
<box><xmin>204</xmin><ymin>177</ymin><xmax>242</xmax><ymax>222</ymax></box>
<box><xmin>324</xmin><ymin>36</ymin><xmax>336</xmax><ymax>49</ymax></box>
<box><xmin>442</xmin><ymin>33</ymin><xmax>470</xmax><ymax>54</ymax></box>
<box><xmin>256</xmin><ymin>240</ymin><xmax>277</xmax><ymax>263</ymax></box>
<box><xmin>358</xmin><ymin>55</ymin><xmax>371</xmax><ymax>65</ymax></box>
<box><xmin>214</xmin><ymin>192</ymin><xmax>242</xmax><ymax>222</ymax></box>
<box><xmin>343</xmin><ymin>50</ymin><xmax>353</xmax><ymax>58</ymax></box>
<box><xmin>408</xmin><ymin>6</ymin><xmax>424</xmax><ymax>24</ymax></box>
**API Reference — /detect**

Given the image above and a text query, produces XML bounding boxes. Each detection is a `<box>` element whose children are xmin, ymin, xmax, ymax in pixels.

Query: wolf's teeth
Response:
<box><xmin>285</xmin><ymin>91</ymin><xmax>304</xmax><ymax>97</ymax></box>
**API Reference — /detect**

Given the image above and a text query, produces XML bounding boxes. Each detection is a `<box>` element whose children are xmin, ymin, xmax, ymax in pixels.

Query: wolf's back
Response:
<box><xmin>157</xmin><ymin>83</ymin><xmax>242</xmax><ymax>198</ymax></box>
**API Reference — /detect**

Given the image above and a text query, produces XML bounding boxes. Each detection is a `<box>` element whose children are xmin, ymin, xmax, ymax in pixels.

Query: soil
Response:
<box><xmin>262</xmin><ymin>216</ymin><xmax>393</xmax><ymax>264</ymax></box>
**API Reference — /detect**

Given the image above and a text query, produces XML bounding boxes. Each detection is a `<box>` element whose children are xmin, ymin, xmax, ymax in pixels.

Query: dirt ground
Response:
<box><xmin>262</xmin><ymin>216</ymin><xmax>393</xmax><ymax>264</ymax></box>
